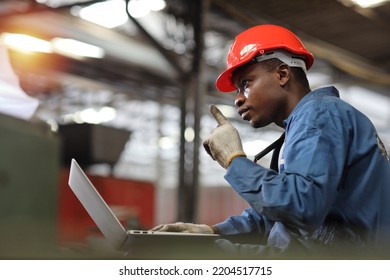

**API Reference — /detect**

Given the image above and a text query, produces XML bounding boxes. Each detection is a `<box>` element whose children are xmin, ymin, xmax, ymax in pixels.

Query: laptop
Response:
<box><xmin>68</xmin><ymin>158</ymin><xmax>220</xmax><ymax>255</ymax></box>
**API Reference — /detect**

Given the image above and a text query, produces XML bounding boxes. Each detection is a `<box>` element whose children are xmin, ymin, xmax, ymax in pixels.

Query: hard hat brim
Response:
<box><xmin>215</xmin><ymin>68</ymin><xmax>236</xmax><ymax>93</ymax></box>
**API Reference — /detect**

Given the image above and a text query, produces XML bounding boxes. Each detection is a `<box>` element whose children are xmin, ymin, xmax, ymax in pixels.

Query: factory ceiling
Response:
<box><xmin>1</xmin><ymin>0</ymin><xmax>390</xmax><ymax>100</ymax></box>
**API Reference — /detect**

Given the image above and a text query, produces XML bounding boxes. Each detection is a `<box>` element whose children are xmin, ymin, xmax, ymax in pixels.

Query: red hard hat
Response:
<box><xmin>216</xmin><ymin>24</ymin><xmax>314</xmax><ymax>92</ymax></box>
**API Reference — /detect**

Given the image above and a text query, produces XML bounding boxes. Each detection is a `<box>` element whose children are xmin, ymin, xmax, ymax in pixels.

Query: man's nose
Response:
<box><xmin>235</xmin><ymin>90</ymin><xmax>246</xmax><ymax>107</ymax></box>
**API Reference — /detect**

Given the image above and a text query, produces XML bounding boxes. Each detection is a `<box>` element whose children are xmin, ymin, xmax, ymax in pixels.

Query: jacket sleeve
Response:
<box><xmin>225</xmin><ymin>105</ymin><xmax>349</xmax><ymax>231</ymax></box>
<box><xmin>213</xmin><ymin>207</ymin><xmax>274</xmax><ymax>238</ymax></box>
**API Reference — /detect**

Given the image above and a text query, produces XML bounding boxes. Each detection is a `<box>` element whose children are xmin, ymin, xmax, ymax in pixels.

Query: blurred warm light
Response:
<box><xmin>0</xmin><ymin>32</ymin><xmax>104</xmax><ymax>59</ymax></box>
<box><xmin>52</xmin><ymin>38</ymin><xmax>105</xmax><ymax>59</ymax></box>
<box><xmin>1</xmin><ymin>33</ymin><xmax>52</xmax><ymax>53</ymax></box>
<box><xmin>349</xmin><ymin>0</ymin><xmax>390</xmax><ymax>8</ymax></box>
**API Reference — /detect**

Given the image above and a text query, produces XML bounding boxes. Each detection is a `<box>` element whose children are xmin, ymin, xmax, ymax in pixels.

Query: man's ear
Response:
<box><xmin>277</xmin><ymin>63</ymin><xmax>291</xmax><ymax>86</ymax></box>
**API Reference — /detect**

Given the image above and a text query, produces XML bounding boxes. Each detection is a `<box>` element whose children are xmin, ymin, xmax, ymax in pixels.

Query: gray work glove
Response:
<box><xmin>203</xmin><ymin>105</ymin><xmax>246</xmax><ymax>169</ymax></box>
<box><xmin>151</xmin><ymin>222</ymin><xmax>214</xmax><ymax>234</ymax></box>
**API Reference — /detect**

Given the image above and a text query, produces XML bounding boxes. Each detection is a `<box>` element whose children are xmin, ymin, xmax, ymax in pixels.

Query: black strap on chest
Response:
<box><xmin>253</xmin><ymin>132</ymin><xmax>285</xmax><ymax>172</ymax></box>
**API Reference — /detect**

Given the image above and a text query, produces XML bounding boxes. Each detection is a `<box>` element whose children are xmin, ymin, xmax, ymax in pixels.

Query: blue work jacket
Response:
<box><xmin>214</xmin><ymin>86</ymin><xmax>390</xmax><ymax>254</ymax></box>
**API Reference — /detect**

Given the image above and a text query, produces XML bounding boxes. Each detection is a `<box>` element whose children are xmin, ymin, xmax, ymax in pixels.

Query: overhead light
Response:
<box><xmin>127</xmin><ymin>0</ymin><xmax>166</xmax><ymax>18</ymax></box>
<box><xmin>73</xmin><ymin>107</ymin><xmax>117</xmax><ymax>124</ymax></box>
<box><xmin>147</xmin><ymin>0</ymin><xmax>167</xmax><ymax>11</ymax></box>
<box><xmin>349</xmin><ymin>0</ymin><xmax>390</xmax><ymax>8</ymax></box>
<box><xmin>0</xmin><ymin>33</ymin><xmax>52</xmax><ymax>53</ymax></box>
<box><xmin>52</xmin><ymin>38</ymin><xmax>105</xmax><ymax>59</ymax></box>
<box><xmin>127</xmin><ymin>0</ymin><xmax>150</xmax><ymax>18</ymax></box>
<box><xmin>77</xmin><ymin>0</ymin><xmax>129</xmax><ymax>28</ymax></box>
<box><xmin>98</xmin><ymin>106</ymin><xmax>117</xmax><ymax>122</ymax></box>
<box><xmin>76</xmin><ymin>0</ymin><xmax>167</xmax><ymax>28</ymax></box>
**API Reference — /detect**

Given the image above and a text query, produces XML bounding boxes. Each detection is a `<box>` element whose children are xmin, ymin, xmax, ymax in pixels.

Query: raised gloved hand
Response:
<box><xmin>151</xmin><ymin>222</ymin><xmax>214</xmax><ymax>234</ymax></box>
<box><xmin>203</xmin><ymin>105</ymin><xmax>246</xmax><ymax>169</ymax></box>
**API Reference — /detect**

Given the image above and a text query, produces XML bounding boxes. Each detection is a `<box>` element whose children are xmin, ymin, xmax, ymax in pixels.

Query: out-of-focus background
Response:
<box><xmin>0</xmin><ymin>0</ymin><xmax>389</xmax><ymax>258</ymax></box>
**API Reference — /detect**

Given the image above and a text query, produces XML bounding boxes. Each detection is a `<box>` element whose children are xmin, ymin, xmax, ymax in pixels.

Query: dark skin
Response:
<box><xmin>232</xmin><ymin>62</ymin><xmax>311</xmax><ymax>128</ymax></box>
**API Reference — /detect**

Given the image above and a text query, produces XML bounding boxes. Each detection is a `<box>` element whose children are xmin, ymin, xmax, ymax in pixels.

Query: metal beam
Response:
<box><xmin>178</xmin><ymin>0</ymin><xmax>209</xmax><ymax>222</ymax></box>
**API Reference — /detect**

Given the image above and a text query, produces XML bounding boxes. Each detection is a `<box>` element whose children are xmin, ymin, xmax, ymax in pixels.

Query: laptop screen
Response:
<box><xmin>68</xmin><ymin>159</ymin><xmax>127</xmax><ymax>250</ymax></box>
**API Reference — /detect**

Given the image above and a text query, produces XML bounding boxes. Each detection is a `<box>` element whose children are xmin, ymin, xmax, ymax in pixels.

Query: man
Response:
<box><xmin>152</xmin><ymin>24</ymin><xmax>390</xmax><ymax>258</ymax></box>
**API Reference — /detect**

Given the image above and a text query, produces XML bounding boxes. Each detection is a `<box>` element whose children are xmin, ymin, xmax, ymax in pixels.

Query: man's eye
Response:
<box><xmin>236</xmin><ymin>80</ymin><xmax>249</xmax><ymax>94</ymax></box>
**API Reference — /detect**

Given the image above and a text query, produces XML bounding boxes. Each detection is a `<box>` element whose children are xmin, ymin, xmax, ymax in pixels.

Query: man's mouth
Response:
<box><xmin>238</xmin><ymin>108</ymin><xmax>250</xmax><ymax>120</ymax></box>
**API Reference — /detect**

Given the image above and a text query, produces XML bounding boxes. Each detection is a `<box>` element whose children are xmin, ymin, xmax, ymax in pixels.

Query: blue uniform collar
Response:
<box><xmin>283</xmin><ymin>86</ymin><xmax>340</xmax><ymax>127</ymax></box>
